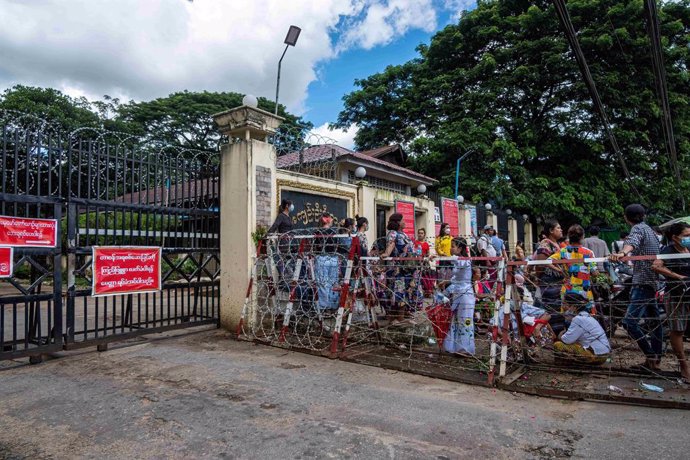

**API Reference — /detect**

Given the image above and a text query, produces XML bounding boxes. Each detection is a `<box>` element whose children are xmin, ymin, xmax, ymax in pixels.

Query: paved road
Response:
<box><xmin>0</xmin><ymin>329</ymin><xmax>688</xmax><ymax>459</ymax></box>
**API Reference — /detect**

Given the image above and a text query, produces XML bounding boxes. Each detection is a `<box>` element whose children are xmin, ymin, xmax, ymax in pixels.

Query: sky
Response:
<box><xmin>0</xmin><ymin>0</ymin><xmax>476</xmax><ymax>149</ymax></box>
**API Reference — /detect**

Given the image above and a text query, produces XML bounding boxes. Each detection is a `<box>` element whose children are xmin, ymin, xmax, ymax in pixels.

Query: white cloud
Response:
<box><xmin>338</xmin><ymin>0</ymin><xmax>438</xmax><ymax>51</ymax></box>
<box><xmin>0</xmin><ymin>0</ymin><xmax>465</xmax><ymax>118</ymax></box>
<box><xmin>312</xmin><ymin>122</ymin><xmax>358</xmax><ymax>150</ymax></box>
<box><xmin>443</xmin><ymin>0</ymin><xmax>476</xmax><ymax>22</ymax></box>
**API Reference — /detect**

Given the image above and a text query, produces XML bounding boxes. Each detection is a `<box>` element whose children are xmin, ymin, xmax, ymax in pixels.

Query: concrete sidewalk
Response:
<box><xmin>0</xmin><ymin>329</ymin><xmax>687</xmax><ymax>459</ymax></box>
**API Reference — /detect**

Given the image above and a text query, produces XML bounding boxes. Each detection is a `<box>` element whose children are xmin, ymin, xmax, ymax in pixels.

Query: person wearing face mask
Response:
<box><xmin>652</xmin><ymin>222</ymin><xmax>690</xmax><ymax>382</ymax></box>
<box><xmin>267</xmin><ymin>199</ymin><xmax>294</xmax><ymax>234</ymax></box>
<box><xmin>436</xmin><ymin>223</ymin><xmax>453</xmax><ymax>281</ymax></box>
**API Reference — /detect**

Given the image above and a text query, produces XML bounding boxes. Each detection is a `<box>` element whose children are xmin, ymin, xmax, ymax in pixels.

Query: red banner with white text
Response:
<box><xmin>92</xmin><ymin>247</ymin><xmax>162</xmax><ymax>297</ymax></box>
<box><xmin>441</xmin><ymin>198</ymin><xmax>459</xmax><ymax>236</ymax></box>
<box><xmin>395</xmin><ymin>200</ymin><xmax>416</xmax><ymax>235</ymax></box>
<box><xmin>0</xmin><ymin>247</ymin><xmax>13</xmax><ymax>278</ymax></box>
<box><xmin>0</xmin><ymin>215</ymin><xmax>58</xmax><ymax>247</ymax></box>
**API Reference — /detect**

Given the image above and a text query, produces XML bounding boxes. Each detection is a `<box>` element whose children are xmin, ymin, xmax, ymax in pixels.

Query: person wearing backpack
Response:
<box><xmin>380</xmin><ymin>213</ymin><xmax>414</xmax><ymax>322</ymax></box>
<box><xmin>477</xmin><ymin>225</ymin><xmax>497</xmax><ymax>258</ymax></box>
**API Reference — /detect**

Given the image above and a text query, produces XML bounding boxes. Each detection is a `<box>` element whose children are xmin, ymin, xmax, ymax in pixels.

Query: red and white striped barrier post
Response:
<box><xmin>278</xmin><ymin>240</ymin><xmax>306</xmax><ymax>343</ymax></box>
<box><xmin>236</xmin><ymin>239</ymin><xmax>264</xmax><ymax>338</ymax></box>
<box><xmin>330</xmin><ymin>237</ymin><xmax>360</xmax><ymax>355</ymax></box>
<box><xmin>488</xmin><ymin>259</ymin><xmax>505</xmax><ymax>385</ymax></box>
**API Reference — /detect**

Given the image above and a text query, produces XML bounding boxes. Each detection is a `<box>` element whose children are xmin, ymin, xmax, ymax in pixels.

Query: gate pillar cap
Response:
<box><xmin>213</xmin><ymin>106</ymin><xmax>284</xmax><ymax>141</ymax></box>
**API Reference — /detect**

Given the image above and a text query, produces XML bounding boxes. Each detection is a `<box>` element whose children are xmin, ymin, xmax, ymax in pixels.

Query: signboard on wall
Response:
<box><xmin>469</xmin><ymin>205</ymin><xmax>478</xmax><ymax>236</ymax></box>
<box><xmin>434</xmin><ymin>206</ymin><xmax>441</xmax><ymax>236</ymax></box>
<box><xmin>394</xmin><ymin>200</ymin><xmax>416</xmax><ymax>235</ymax></box>
<box><xmin>281</xmin><ymin>190</ymin><xmax>349</xmax><ymax>229</ymax></box>
<box><xmin>441</xmin><ymin>198</ymin><xmax>459</xmax><ymax>236</ymax></box>
<box><xmin>0</xmin><ymin>215</ymin><xmax>58</xmax><ymax>247</ymax></box>
<box><xmin>92</xmin><ymin>246</ymin><xmax>162</xmax><ymax>297</ymax></box>
<box><xmin>0</xmin><ymin>247</ymin><xmax>13</xmax><ymax>278</ymax></box>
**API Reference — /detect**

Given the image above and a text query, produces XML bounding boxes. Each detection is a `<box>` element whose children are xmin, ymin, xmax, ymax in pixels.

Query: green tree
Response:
<box><xmin>116</xmin><ymin>90</ymin><xmax>312</xmax><ymax>151</ymax></box>
<box><xmin>0</xmin><ymin>85</ymin><xmax>101</xmax><ymax>132</ymax></box>
<box><xmin>335</xmin><ymin>0</ymin><xmax>690</xmax><ymax>224</ymax></box>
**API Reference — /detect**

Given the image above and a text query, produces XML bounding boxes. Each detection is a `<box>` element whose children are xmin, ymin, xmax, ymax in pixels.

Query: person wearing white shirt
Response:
<box><xmin>554</xmin><ymin>294</ymin><xmax>611</xmax><ymax>364</ymax></box>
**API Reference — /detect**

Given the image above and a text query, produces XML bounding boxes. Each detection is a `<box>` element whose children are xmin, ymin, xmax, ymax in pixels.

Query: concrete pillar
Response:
<box><xmin>459</xmin><ymin>207</ymin><xmax>471</xmax><ymax>237</ymax></box>
<box><xmin>508</xmin><ymin>218</ymin><xmax>518</xmax><ymax>254</ymax></box>
<box><xmin>489</xmin><ymin>212</ymin><xmax>498</xmax><ymax>231</ymax></box>
<box><xmin>525</xmin><ymin>222</ymin><xmax>534</xmax><ymax>253</ymax></box>
<box><xmin>213</xmin><ymin>106</ymin><xmax>283</xmax><ymax>331</ymax></box>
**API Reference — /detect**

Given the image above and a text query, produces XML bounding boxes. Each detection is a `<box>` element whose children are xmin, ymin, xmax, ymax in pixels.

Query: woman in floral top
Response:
<box><xmin>381</xmin><ymin>213</ymin><xmax>415</xmax><ymax>322</ymax></box>
<box><xmin>532</xmin><ymin>219</ymin><xmax>564</xmax><ymax>311</ymax></box>
<box><xmin>549</xmin><ymin>224</ymin><xmax>599</xmax><ymax>309</ymax></box>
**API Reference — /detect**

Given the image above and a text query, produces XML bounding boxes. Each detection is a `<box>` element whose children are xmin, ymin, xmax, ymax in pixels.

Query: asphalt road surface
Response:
<box><xmin>0</xmin><ymin>328</ymin><xmax>688</xmax><ymax>459</ymax></box>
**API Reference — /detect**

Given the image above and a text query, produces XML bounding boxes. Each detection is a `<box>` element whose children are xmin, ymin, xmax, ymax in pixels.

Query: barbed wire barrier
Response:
<box><xmin>237</xmin><ymin>230</ymin><xmax>690</xmax><ymax>393</ymax></box>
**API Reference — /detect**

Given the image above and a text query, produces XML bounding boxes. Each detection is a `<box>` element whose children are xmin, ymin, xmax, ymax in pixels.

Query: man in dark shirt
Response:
<box><xmin>610</xmin><ymin>204</ymin><xmax>661</xmax><ymax>370</ymax></box>
<box><xmin>267</xmin><ymin>199</ymin><xmax>294</xmax><ymax>234</ymax></box>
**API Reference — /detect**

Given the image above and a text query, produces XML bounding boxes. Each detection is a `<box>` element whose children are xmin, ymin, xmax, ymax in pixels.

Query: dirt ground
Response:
<box><xmin>1</xmin><ymin>327</ymin><xmax>689</xmax><ymax>459</ymax></box>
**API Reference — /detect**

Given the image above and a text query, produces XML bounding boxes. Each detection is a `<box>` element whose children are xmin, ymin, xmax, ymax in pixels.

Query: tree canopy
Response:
<box><xmin>0</xmin><ymin>85</ymin><xmax>310</xmax><ymax>152</ymax></box>
<box><xmin>335</xmin><ymin>0</ymin><xmax>690</xmax><ymax>225</ymax></box>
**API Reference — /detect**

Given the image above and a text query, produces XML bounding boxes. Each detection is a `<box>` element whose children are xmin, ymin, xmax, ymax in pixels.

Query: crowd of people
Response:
<box><xmin>267</xmin><ymin>200</ymin><xmax>690</xmax><ymax>378</ymax></box>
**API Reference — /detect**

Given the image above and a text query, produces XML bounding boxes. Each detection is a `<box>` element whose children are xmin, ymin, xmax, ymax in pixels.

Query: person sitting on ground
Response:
<box><xmin>553</xmin><ymin>293</ymin><xmax>611</xmax><ymax>365</ymax></box>
<box><xmin>490</xmin><ymin>286</ymin><xmax>552</xmax><ymax>342</ymax></box>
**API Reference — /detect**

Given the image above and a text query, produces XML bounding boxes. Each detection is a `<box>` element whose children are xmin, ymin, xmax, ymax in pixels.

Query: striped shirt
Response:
<box><xmin>625</xmin><ymin>222</ymin><xmax>659</xmax><ymax>287</ymax></box>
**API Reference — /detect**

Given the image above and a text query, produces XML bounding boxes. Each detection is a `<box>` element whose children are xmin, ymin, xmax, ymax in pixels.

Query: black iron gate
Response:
<box><xmin>0</xmin><ymin>112</ymin><xmax>220</xmax><ymax>361</ymax></box>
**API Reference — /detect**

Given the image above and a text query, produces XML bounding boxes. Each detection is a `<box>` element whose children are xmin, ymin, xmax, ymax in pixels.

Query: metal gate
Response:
<box><xmin>0</xmin><ymin>112</ymin><xmax>220</xmax><ymax>361</ymax></box>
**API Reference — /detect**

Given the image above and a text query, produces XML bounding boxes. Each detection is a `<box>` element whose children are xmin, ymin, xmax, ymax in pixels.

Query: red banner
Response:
<box><xmin>0</xmin><ymin>247</ymin><xmax>13</xmax><ymax>278</ymax></box>
<box><xmin>395</xmin><ymin>200</ymin><xmax>416</xmax><ymax>236</ymax></box>
<box><xmin>441</xmin><ymin>198</ymin><xmax>460</xmax><ymax>236</ymax></box>
<box><xmin>0</xmin><ymin>215</ymin><xmax>58</xmax><ymax>247</ymax></box>
<box><xmin>92</xmin><ymin>247</ymin><xmax>162</xmax><ymax>297</ymax></box>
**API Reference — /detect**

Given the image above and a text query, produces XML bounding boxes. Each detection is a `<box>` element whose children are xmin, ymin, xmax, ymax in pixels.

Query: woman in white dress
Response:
<box><xmin>443</xmin><ymin>237</ymin><xmax>476</xmax><ymax>355</ymax></box>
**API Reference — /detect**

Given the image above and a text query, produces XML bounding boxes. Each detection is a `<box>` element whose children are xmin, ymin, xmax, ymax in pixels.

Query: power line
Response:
<box><xmin>643</xmin><ymin>0</ymin><xmax>685</xmax><ymax>211</ymax></box>
<box><xmin>551</xmin><ymin>0</ymin><xmax>644</xmax><ymax>203</ymax></box>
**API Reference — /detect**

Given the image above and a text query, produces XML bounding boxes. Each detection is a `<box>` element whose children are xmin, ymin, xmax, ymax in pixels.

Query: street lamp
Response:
<box><xmin>417</xmin><ymin>184</ymin><xmax>427</xmax><ymax>194</ymax></box>
<box><xmin>354</xmin><ymin>166</ymin><xmax>367</xmax><ymax>179</ymax></box>
<box><xmin>454</xmin><ymin>149</ymin><xmax>476</xmax><ymax>199</ymax></box>
<box><xmin>275</xmin><ymin>25</ymin><xmax>301</xmax><ymax>115</ymax></box>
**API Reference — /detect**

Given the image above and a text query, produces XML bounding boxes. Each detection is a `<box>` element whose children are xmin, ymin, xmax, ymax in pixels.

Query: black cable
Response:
<box><xmin>643</xmin><ymin>0</ymin><xmax>685</xmax><ymax>210</ymax></box>
<box><xmin>551</xmin><ymin>0</ymin><xmax>644</xmax><ymax>203</ymax></box>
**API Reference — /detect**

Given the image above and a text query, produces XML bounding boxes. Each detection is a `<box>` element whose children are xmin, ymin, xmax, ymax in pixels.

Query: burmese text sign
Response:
<box><xmin>0</xmin><ymin>247</ymin><xmax>12</xmax><ymax>278</ymax></box>
<box><xmin>0</xmin><ymin>215</ymin><xmax>58</xmax><ymax>247</ymax></box>
<box><xmin>395</xmin><ymin>200</ymin><xmax>415</xmax><ymax>235</ymax></box>
<box><xmin>92</xmin><ymin>247</ymin><xmax>162</xmax><ymax>297</ymax></box>
<box><xmin>441</xmin><ymin>198</ymin><xmax>459</xmax><ymax>236</ymax></box>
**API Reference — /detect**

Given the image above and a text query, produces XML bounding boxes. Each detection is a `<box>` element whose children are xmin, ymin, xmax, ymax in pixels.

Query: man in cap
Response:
<box><xmin>477</xmin><ymin>225</ymin><xmax>497</xmax><ymax>258</ymax></box>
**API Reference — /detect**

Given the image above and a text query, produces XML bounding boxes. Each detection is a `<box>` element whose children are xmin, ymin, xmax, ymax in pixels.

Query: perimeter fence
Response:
<box><xmin>237</xmin><ymin>229</ymin><xmax>690</xmax><ymax>389</ymax></box>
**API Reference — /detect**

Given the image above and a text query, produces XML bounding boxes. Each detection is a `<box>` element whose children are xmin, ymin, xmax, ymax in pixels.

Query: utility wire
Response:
<box><xmin>643</xmin><ymin>0</ymin><xmax>685</xmax><ymax>210</ymax></box>
<box><xmin>551</xmin><ymin>0</ymin><xmax>644</xmax><ymax>203</ymax></box>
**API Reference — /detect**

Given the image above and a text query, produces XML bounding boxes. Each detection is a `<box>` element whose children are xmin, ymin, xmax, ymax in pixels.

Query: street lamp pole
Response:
<box><xmin>454</xmin><ymin>149</ymin><xmax>475</xmax><ymax>199</ymax></box>
<box><xmin>275</xmin><ymin>25</ymin><xmax>301</xmax><ymax>115</ymax></box>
